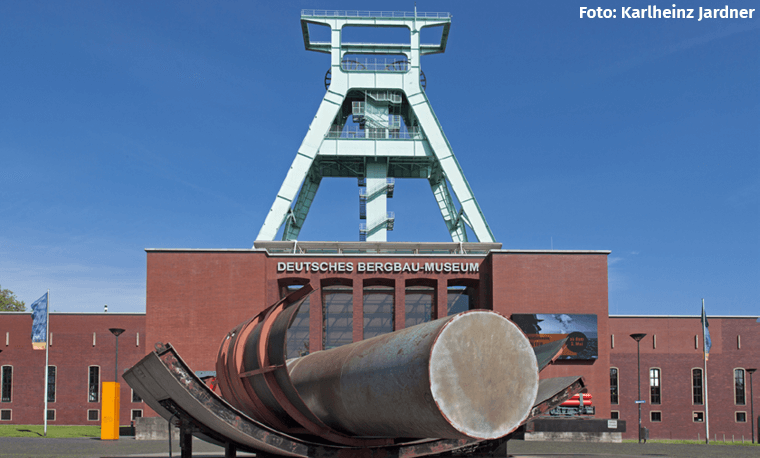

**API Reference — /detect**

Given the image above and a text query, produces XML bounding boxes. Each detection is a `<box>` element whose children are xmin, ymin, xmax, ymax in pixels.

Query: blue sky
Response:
<box><xmin>1</xmin><ymin>1</ymin><xmax>757</xmax><ymax>316</ymax></box>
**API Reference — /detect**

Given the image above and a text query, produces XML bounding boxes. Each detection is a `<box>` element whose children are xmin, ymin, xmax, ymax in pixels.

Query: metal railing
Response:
<box><xmin>326</xmin><ymin>126</ymin><xmax>424</xmax><ymax>140</ymax></box>
<box><xmin>302</xmin><ymin>10</ymin><xmax>451</xmax><ymax>19</ymax></box>
<box><xmin>341</xmin><ymin>59</ymin><xmax>409</xmax><ymax>73</ymax></box>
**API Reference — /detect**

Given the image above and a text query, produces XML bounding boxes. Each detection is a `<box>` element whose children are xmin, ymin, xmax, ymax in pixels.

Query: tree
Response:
<box><xmin>0</xmin><ymin>286</ymin><xmax>25</xmax><ymax>311</ymax></box>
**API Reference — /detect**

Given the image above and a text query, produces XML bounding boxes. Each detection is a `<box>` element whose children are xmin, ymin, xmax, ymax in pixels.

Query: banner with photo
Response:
<box><xmin>31</xmin><ymin>292</ymin><xmax>49</xmax><ymax>350</ymax></box>
<box><xmin>511</xmin><ymin>313</ymin><xmax>598</xmax><ymax>360</ymax></box>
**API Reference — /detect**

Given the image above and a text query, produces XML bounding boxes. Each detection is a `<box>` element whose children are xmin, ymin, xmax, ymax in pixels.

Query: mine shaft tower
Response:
<box><xmin>257</xmin><ymin>9</ymin><xmax>495</xmax><ymax>243</ymax></box>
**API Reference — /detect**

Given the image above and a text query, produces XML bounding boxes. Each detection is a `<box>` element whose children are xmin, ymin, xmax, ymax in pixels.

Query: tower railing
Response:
<box><xmin>302</xmin><ymin>10</ymin><xmax>451</xmax><ymax>19</ymax></box>
<box><xmin>341</xmin><ymin>59</ymin><xmax>409</xmax><ymax>73</ymax></box>
<box><xmin>326</xmin><ymin>126</ymin><xmax>424</xmax><ymax>140</ymax></box>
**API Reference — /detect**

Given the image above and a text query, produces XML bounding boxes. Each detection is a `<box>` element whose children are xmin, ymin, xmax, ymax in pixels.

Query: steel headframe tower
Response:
<box><xmin>256</xmin><ymin>9</ymin><xmax>495</xmax><ymax>243</ymax></box>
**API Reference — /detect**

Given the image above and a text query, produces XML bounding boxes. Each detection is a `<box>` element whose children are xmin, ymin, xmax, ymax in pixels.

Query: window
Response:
<box><xmin>649</xmin><ymin>368</ymin><xmax>661</xmax><ymax>405</ymax></box>
<box><xmin>363</xmin><ymin>286</ymin><xmax>394</xmax><ymax>339</ymax></box>
<box><xmin>610</xmin><ymin>367</ymin><xmax>619</xmax><ymax>405</ymax></box>
<box><xmin>405</xmin><ymin>286</ymin><xmax>434</xmax><ymax>328</ymax></box>
<box><xmin>735</xmin><ymin>369</ymin><xmax>746</xmax><ymax>405</ymax></box>
<box><xmin>46</xmin><ymin>409</ymin><xmax>55</xmax><ymax>421</ymax></box>
<box><xmin>692</xmin><ymin>368</ymin><xmax>703</xmax><ymax>405</ymax></box>
<box><xmin>693</xmin><ymin>411</ymin><xmax>704</xmax><ymax>422</ymax></box>
<box><xmin>131</xmin><ymin>409</ymin><xmax>143</xmax><ymax>421</ymax></box>
<box><xmin>736</xmin><ymin>412</ymin><xmax>747</xmax><ymax>422</ymax></box>
<box><xmin>88</xmin><ymin>409</ymin><xmax>99</xmax><ymax>421</ymax></box>
<box><xmin>610</xmin><ymin>410</ymin><xmax>619</xmax><ymax>420</ymax></box>
<box><xmin>322</xmin><ymin>286</ymin><xmax>353</xmax><ymax>350</ymax></box>
<box><xmin>0</xmin><ymin>409</ymin><xmax>10</xmax><ymax>421</ymax></box>
<box><xmin>447</xmin><ymin>285</ymin><xmax>474</xmax><ymax>315</ymax></box>
<box><xmin>286</xmin><ymin>295</ymin><xmax>310</xmax><ymax>359</ymax></box>
<box><xmin>132</xmin><ymin>390</ymin><xmax>143</xmax><ymax>403</ymax></box>
<box><xmin>47</xmin><ymin>366</ymin><xmax>56</xmax><ymax>403</ymax></box>
<box><xmin>650</xmin><ymin>411</ymin><xmax>662</xmax><ymax>422</ymax></box>
<box><xmin>1</xmin><ymin>366</ymin><xmax>11</xmax><ymax>403</ymax></box>
<box><xmin>88</xmin><ymin>366</ymin><xmax>100</xmax><ymax>402</ymax></box>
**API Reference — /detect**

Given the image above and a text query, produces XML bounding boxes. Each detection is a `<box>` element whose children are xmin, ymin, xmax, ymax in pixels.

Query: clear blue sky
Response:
<box><xmin>1</xmin><ymin>1</ymin><xmax>757</xmax><ymax>316</ymax></box>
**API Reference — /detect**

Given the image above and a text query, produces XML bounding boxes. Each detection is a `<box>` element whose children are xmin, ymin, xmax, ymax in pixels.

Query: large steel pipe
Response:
<box><xmin>216</xmin><ymin>289</ymin><xmax>538</xmax><ymax>443</ymax></box>
<box><xmin>288</xmin><ymin>310</ymin><xmax>538</xmax><ymax>440</ymax></box>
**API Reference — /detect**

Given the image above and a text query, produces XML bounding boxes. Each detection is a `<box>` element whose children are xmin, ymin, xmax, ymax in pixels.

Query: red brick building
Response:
<box><xmin>610</xmin><ymin>316</ymin><xmax>760</xmax><ymax>441</ymax></box>
<box><xmin>1</xmin><ymin>242</ymin><xmax>757</xmax><ymax>442</ymax></box>
<box><xmin>0</xmin><ymin>312</ymin><xmax>146</xmax><ymax>425</ymax></box>
<box><xmin>144</xmin><ymin>242</ymin><xmax>612</xmax><ymax>420</ymax></box>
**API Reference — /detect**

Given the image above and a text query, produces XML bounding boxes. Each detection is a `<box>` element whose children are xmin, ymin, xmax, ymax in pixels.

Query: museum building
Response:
<box><xmin>1</xmin><ymin>9</ymin><xmax>758</xmax><ymax>444</ymax></box>
<box><xmin>1</xmin><ymin>241</ymin><xmax>757</xmax><ymax>441</ymax></box>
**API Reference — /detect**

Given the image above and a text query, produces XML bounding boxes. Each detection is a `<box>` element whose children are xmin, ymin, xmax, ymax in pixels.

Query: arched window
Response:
<box><xmin>363</xmin><ymin>283</ymin><xmax>394</xmax><ymax>339</ymax></box>
<box><xmin>447</xmin><ymin>279</ymin><xmax>478</xmax><ymax>315</ymax></box>
<box><xmin>322</xmin><ymin>281</ymin><xmax>353</xmax><ymax>350</ymax></box>
<box><xmin>280</xmin><ymin>280</ymin><xmax>312</xmax><ymax>359</ymax></box>
<box><xmin>405</xmin><ymin>279</ymin><xmax>435</xmax><ymax>327</ymax></box>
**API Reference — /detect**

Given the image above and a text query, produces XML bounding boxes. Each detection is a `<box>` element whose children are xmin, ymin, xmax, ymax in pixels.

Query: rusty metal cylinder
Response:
<box><xmin>286</xmin><ymin>310</ymin><xmax>538</xmax><ymax>440</ymax></box>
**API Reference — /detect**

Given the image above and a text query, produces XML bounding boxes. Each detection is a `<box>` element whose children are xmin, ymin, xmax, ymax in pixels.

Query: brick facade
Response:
<box><xmin>0</xmin><ymin>313</ymin><xmax>146</xmax><ymax>425</ymax></box>
<box><xmin>3</xmin><ymin>249</ymin><xmax>757</xmax><ymax>440</ymax></box>
<box><xmin>144</xmin><ymin>248</ymin><xmax>612</xmax><ymax>421</ymax></box>
<box><xmin>610</xmin><ymin>316</ymin><xmax>760</xmax><ymax>440</ymax></box>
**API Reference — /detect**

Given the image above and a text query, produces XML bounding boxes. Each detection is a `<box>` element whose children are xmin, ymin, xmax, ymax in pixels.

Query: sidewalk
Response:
<box><xmin>0</xmin><ymin>437</ymin><xmax>756</xmax><ymax>458</ymax></box>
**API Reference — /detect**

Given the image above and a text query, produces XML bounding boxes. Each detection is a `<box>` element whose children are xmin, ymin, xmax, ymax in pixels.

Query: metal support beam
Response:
<box><xmin>282</xmin><ymin>171</ymin><xmax>322</xmax><ymax>241</ymax></box>
<box><xmin>180</xmin><ymin>422</ymin><xmax>193</xmax><ymax>458</ymax></box>
<box><xmin>429</xmin><ymin>169</ymin><xmax>467</xmax><ymax>242</ymax></box>
<box><xmin>409</xmin><ymin>91</ymin><xmax>495</xmax><ymax>243</ymax></box>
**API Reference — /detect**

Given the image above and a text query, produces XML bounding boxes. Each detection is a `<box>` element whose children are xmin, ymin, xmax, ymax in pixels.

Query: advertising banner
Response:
<box><xmin>511</xmin><ymin>313</ymin><xmax>598</xmax><ymax>360</ymax></box>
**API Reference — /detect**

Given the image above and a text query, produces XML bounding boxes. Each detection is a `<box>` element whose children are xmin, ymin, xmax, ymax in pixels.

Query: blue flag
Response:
<box><xmin>701</xmin><ymin>302</ymin><xmax>711</xmax><ymax>361</ymax></box>
<box><xmin>31</xmin><ymin>293</ymin><xmax>48</xmax><ymax>350</ymax></box>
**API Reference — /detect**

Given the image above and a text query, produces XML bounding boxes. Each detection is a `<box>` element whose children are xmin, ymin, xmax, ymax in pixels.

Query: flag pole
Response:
<box><xmin>702</xmin><ymin>298</ymin><xmax>709</xmax><ymax>444</ymax></box>
<box><xmin>43</xmin><ymin>289</ymin><xmax>49</xmax><ymax>437</ymax></box>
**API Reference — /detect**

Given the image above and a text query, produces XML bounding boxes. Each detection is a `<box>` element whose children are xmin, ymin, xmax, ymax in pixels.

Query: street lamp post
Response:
<box><xmin>109</xmin><ymin>328</ymin><xmax>125</xmax><ymax>382</ymax></box>
<box><xmin>748</xmin><ymin>368</ymin><xmax>756</xmax><ymax>444</ymax></box>
<box><xmin>630</xmin><ymin>333</ymin><xmax>647</xmax><ymax>444</ymax></box>
<box><xmin>102</xmin><ymin>328</ymin><xmax>126</xmax><ymax>441</ymax></box>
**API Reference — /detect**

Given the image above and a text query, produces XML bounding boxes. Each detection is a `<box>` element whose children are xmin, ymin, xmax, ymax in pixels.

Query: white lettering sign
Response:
<box><xmin>277</xmin><ymin>261</ymin><xmax>480</xmax><ymax>274</ymax></box>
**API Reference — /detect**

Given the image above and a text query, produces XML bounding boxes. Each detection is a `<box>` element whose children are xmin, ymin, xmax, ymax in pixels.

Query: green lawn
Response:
<box><xmin>0</xmin><ymin>425</ymin><xmax>101</xmax><ymax>438</ymax></box>
<box><xmin>623</xmin><ymin>439</ymin><xmax>758</xmax><ymax>446</ymax></box>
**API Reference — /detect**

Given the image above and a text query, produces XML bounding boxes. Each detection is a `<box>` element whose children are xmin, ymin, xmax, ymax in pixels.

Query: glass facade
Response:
<box><xmin>405</xmin><ymin>286</ymin><xmax>433</xmax><ymax>328</ymax></box>
<box><xmin>286</xmin><ymin>296</ymin><xmax>311</xmax><ymax>359</ymax></box>
<box><xmin>323</xmin><ymin>287</ymin><xmax>353</xmax><ymax>350</ymax></box>
<box><xmin>447</xmin><ymin>286</ymin><xmax>472</xmax><ymax>315</ymax></box>
<box><xmin>363</xmin><ymin>286</ymin><xmax>394</xmax><ymax>339</ymax></box>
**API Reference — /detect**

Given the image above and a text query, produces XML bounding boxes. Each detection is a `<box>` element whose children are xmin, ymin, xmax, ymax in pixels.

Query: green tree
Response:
<box><xmin>0</xmin><ymin>286</ymin><xmax>25</xmax><ymax>311</ymax></box>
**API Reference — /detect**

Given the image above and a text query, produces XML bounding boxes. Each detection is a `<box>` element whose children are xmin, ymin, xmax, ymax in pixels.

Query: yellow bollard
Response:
<box><xmin>101</xmin><ymin>382</ymin><xmax>120</xmax><ymax>440</ymax></box>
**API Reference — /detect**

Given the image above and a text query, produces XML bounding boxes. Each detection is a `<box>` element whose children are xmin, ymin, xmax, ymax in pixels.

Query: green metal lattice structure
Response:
<box><xmin>256</xmin><ymin>9</ymin><xmax>495</xmax><ymax>243</ymax></box>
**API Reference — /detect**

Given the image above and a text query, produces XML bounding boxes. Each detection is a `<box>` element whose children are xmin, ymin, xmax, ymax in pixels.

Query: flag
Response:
<box><xmin>31</xmin><ymin>293</ymin><xmax>48</xmax><ymax>350</ymax></box>
<box><xmin>701</xmin><ymin>301</ymin><xmax>711</xmax><ymax>361</ymax></box>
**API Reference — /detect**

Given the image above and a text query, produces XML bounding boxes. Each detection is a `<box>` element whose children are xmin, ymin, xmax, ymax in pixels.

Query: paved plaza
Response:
<box><xmin>0</xmin><ymin>437</ymin><xmax>757</xmax><ymax>458</ymax></box>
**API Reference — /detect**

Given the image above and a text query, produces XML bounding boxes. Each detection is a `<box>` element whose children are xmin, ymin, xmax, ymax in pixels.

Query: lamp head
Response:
<box><xmin>630</xmin><ymin>333</ymin><xmax>647</xmax><ymax>342</ymax></box>
<box><xmin>109</xmin><ymin>328</ymin><xmax>125</xmax><ymax>337</ymax></box>
<box><xmin>747</xmin><ymin>368</ymin><xmax>757</xmax><ymax>374</ymax></box>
